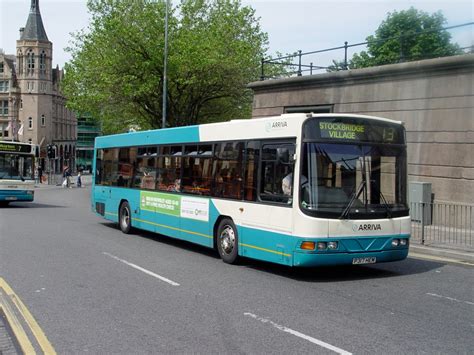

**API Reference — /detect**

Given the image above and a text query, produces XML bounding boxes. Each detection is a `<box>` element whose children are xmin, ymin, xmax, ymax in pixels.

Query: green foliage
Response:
<box><xmin>63</xmin><ymin>0</ymin><xmax>271</xmax><ymax>133</ymax></box>
<box><xmin>328</xmin><ymin>7</ymin><xmax>462</xmax><ymax>71</ymax></box>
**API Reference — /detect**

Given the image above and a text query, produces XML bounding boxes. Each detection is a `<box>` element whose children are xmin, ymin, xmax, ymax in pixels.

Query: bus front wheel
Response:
<box><xmin>216</xmin><ymin>218</ymin><xmax>239</xmax><ymax>264</ymax></box>
<box><xmin>119</xmin><ymin>201</ymin><xmax>132</xmax><ymax>234</ymax></box>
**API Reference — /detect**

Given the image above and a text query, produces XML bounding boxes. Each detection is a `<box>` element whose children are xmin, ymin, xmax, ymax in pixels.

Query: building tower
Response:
<box><xmin>16</xmin><ymin>0</ymin><xmax>52</xmax><ymax>148</ymax></box>
<box><xmin>11</xmin><ymin>0</ymin><xmax>77</xmax><ymax>173</ymax></box>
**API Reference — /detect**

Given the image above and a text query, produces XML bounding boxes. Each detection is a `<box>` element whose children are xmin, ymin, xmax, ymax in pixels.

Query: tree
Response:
<box><xmin>62</xmin><ymin>0</ymin><xmax>272</xmax><ymax>133</ymax></box>
<box><xmin>328</xmin><ymin>8</ymin><xmax>462</xmax><ymax>71</ymax></box>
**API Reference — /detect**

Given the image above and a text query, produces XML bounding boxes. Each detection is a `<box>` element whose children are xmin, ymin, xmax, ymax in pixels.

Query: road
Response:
<box><xmin>0</xmin><ymin>186</ymin><xmax>473</xmax><ymax>354</ymax></box>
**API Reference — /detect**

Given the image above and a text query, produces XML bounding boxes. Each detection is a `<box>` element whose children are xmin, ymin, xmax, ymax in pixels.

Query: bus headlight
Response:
<box><xmin>317</xmin><ymin>242</ymin><xmax>327</xmax><ymax>250</ymax></box>
<box><xmin>399</xmin><ymin>239</ymin><xmax>407</xmax><ymax>246</ymax></box>
<box><xmin>327</xmin><ymin>242</ymin><xmax>338</xmax><ymax>250</ymax></box>
<box><xmin>391</xmin><ymin>239</ymin><xmax>400</xmax><ymax>247</ymax></box>
<box><xmin>27</xmin><ymin>191</ymin><xmax>34</xmax><ymax>195</ymax></box>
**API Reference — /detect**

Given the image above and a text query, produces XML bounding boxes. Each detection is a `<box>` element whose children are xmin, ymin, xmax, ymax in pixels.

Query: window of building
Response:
<box><xmin>0</xmin><ymin>100</ymin><xmax>8</xmax><ymax>116</ymax></box>
<box><xmin>41</xmin><ymin>114</ymin><xmax>45</xmax><ymax>126</ymax></box>
<box><xmin>284</xmin><ymin>105</ymin><xmax>333</xmax><ymax>114</ymax></box>
<box><xmin>17</xmin><ymin>51</ymin><xmax>23</xmax><ymax>75</ymax></box>
<box><xmin>0</xmin><ymin>123</ymin><xmax>8</xmax><ymax>138</ymax></box>
<box><xmin>28</xmin><ymin>117</ymin><xmax>33</xmax><ymax>129</ymax></box>
<box><xmin>0</xmin><ymin>81</ymin><xmax>9</xmax><ymax>92</ymax></box>
<box><xmin>39</xmin><ymin>51</ymin><xmax>46</xmax><ymax>74</ymax></box>
<box><xmin>27</xmin><ymin>50</ymin><xmax>35</xmax><ymax>72</ymax></box>
<box><xmin>0</xmin><ymin>62</ymin><xmax>3</xmax><ymax>73</ymax></box>
<box><xmin>20</xmin><ymin>99</ymin><xmax>23</xmax><ymax>110</ymax></box>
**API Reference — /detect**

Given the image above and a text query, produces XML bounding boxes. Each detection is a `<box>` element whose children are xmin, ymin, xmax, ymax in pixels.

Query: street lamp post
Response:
<box><xmin>162</xmin><ymin>0</ymin><xmax>169</xmax><ymax>129</ymax></box>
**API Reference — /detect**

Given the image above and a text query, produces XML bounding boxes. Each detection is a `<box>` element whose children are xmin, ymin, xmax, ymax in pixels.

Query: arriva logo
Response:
<box><xmin>353</xmin><ymin>223</ymin><xmax>382</xmax><ymax>232</ymax></box>
<box><xmin>265</xmin><ymin>120</ymin><xmax>288</xmax><ymax>132</ymax></box>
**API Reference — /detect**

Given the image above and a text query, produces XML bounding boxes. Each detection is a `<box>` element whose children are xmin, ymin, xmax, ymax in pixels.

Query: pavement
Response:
<box><xmin>409</xmin><ymin>244</ymin><xmax>474</xmax><ymax>266</ymax></box>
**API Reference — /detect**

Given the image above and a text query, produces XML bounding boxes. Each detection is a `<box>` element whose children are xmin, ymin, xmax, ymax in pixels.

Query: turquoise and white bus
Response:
<box><xmin>92</xmin><ymin>113</ymin><xmax>410</xmax><ymax>267</ymax></box>
<box><xmin>0</xmin><ymin>141</ymin><xmax>36</xmax><ymax>205</ymax></box>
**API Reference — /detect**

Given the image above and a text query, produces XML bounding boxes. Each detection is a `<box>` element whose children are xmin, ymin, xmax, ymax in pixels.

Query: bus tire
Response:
<box><xmin>216</xmin><ymin>218</ymin><xmax>239</xmax><ymax>264</ymax></box>
<box><xmin>119</xmin><ymin>201</ymin><xmax>132</xmax><ymax>234</ymax></box>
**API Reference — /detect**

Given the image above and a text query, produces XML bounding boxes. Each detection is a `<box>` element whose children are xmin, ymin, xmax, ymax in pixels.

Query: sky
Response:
<box><xmin>0</xmin><ymin>0</ymin><xmax>472</xmax><ymax>70</ymax></box>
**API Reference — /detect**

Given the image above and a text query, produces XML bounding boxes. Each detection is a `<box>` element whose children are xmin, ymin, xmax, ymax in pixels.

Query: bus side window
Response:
<box><xmin>212</xmin><ymin>142</ymin><xmax>244</xmax><ymax>199</ymax></box>
<box><xmin>259</xmin><ymin>143</ymin><xmax>295</xmax><ymax>204</ymax></box>
<box><xmin>95</xmin><ymin>150</ymin><xmax>103</xmax><ymax>185</ymax></box>
<box><xmin>102</xmin><ymin>148</ymin><xmax>118</xmax><ymax>186</ymax></box>
<box><xmin>244</xmin><ymin>141</ymin><xmax>260</xmax><ymax>201</ymax></box>
<box><xmin>182</xmin><ymin>145</ymin><xmax>212</xmax><ymax>195</ymax></box>
<box><xmin>117</xmin><ymin>147</ymin><xmax>136</xmax><ymax>188</ymax></box>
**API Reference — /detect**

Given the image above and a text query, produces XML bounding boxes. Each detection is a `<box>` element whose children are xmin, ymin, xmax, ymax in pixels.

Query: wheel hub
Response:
<box><xmin>220</xmin><ymin>226</ymin><xmax>235</xmax><ymax>255</ymax></box>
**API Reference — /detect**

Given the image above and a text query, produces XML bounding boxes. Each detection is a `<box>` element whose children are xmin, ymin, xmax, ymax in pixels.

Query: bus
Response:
<box><xmin>92</xmin><ymin>113</ymin><xmax>410</xmax><ymax>267</ymax></box>
<box><xmin>0</xmin><ymin>141</ymin><xmax>36</xmax><ymax>205</ymax></box>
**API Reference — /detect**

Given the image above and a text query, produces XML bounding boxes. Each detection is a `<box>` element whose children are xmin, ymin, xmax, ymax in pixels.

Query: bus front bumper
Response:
<box><xmin>293</xmin><ymin>248</ymin><xmax>409</xmax><ymax>267</ymax></box>
<box><xmin>0</xmin><ymin>190</ymin><xmax>34</xmax><ymax>202</ymax></box>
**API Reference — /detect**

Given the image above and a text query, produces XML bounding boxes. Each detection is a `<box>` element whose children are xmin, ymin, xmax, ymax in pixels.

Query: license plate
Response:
<box><xmin>352</xmin><ymin>257</ymin><xmax>376</xmax><ymax>265</ymax></box>
<box><xmin>5</xmin><ymin>197</ymin><xmax>17</xmax><ymax>201</ymax></box>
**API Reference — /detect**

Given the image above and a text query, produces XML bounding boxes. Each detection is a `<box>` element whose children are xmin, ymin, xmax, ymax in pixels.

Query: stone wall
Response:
<box><xmin>248</xmin><ymin>55</ymin><xmax>474</xmax><ymax>204</ymax></box>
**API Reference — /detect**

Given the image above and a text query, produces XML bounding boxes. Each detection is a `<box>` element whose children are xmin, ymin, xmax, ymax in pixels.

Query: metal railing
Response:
<box><xmin>260</xmin><ymin>22</ymin><xmax>474</xmax><ymax>80</ymax></box>
<box><xmin>410</xmin><ymin>202</ymin><xmax>473</xmax><ymax>248</ymax></box>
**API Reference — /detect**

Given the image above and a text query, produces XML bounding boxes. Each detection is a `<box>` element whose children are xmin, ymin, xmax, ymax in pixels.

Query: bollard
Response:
<box><xmin>421</xmin><ymin>202</ymin><xmax>425</xmax><ymax>245</ymax></box>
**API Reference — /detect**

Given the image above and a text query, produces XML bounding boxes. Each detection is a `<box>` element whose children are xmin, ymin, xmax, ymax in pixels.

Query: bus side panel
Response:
<box><xmin>178</xmin><ymin>195</ymin><xmax>213</xmax><ymax>248</ymax></box>
<box><xmin>240</xmin><ymin>226</ymin><xmax>293</xmax><ymax>266</ymax></box>
<box><xmin>180</xmin><ymin>218</ymin><xmax>213</xmax><ymax>248</ymax></box>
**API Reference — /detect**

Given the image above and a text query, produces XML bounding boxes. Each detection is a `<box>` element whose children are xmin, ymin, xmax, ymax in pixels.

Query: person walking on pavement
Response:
<box><xmin>77</xmin><ymin>171</ymin><xmax>82</xmax><ymax>188</ymax></box>
<box><xmin>63</xmin><ymin>166</ymin><xmax>71</xmax><ymax>188</ymax></box>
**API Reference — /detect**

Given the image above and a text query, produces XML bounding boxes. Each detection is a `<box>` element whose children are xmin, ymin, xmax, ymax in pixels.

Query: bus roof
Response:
<box><xmin>94</xmin><ymin>113</ymin><xmax>403</xmax><ymax>149</ymax></box>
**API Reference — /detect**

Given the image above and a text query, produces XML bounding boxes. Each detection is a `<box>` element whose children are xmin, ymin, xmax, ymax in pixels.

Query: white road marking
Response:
<box><xmin>244</xmin><ymin>312</ymin><xmax>352</xmax><ymax>355</ymax></box>
<box><xmin>103</xmin><ymin>252</ymin><xmax>180</xmax><ymax>286</ymax></box>
<box><xmin>426</xmin><ymin>293</ymin><xmax>474</xmax><ymax>306</ymax></box>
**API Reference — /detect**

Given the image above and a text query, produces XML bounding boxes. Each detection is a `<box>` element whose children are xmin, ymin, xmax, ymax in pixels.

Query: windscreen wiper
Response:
<box><xmin>340</xmin><ymin>179</ymin><xmax>366</xmax><ymax>219</ymax></box>
<box><xmin>370</xmin><ymin>180</ymin><xmax>392</xmax><ymax>219</ymax></box>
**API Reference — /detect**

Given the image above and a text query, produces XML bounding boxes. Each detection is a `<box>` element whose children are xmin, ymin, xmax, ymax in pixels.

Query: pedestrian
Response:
<box><xmin>77</xmin><ymin>171</ymin><xmax>82</xmax><ymax>188</ymax></box>
<box><xmin>38</xmin><ymin>166</ymin><xmax>43</xmax><ymax>184</ymax></box>
<box><xmin>66</xmin><ymin>167</ymin><xmax>72</xmax><ymax>188</ymax></box>
<box><xmin>63</xmin><ymin>166</ymin><xmax>71</xmax><ymax>188</ymax></box>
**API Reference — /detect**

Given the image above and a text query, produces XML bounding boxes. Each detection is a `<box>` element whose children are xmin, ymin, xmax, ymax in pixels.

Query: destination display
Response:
<box><xmin>303</xmin><ymin>118</ymin><xmax>404</xmax><ymax>144</ymax></box>
<box><xmin>0</xmin><ymin>142</ymin><xmax>33</xmax><ymax>154</ymax></box>
<box><xmin>318</xmin><ymin>122</ymin><xmax>365</xmax><ymax>140</ymax></box>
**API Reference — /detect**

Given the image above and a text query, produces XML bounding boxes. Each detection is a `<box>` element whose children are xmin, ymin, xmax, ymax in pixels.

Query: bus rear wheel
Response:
<box><xmin>216</xmin><ymin>218</ymin><xmax>239</xmax><ymax>264</ymax></box>
<box><xmin>119</xmin><ymin>201</ymin><xmax>132</xmax><ymax>234</ymax></box>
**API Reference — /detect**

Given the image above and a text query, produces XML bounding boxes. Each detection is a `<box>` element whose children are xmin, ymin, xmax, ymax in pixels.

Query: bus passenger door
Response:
<box><xmin>239</xmin><ymin>141</ymin><xmax>295</xmax><ymax>265</ymax></box>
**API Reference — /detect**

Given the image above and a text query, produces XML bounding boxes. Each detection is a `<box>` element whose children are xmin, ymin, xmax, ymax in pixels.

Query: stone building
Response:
<box><xmin>0</xmin><ymin>0</ymin><xmax>76</xmax><ymax>172</ymax></box>
<box><xmin>248</xmin><ymin>54</ymin><xmax>474</xmax><ymax>205</ymax></box>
